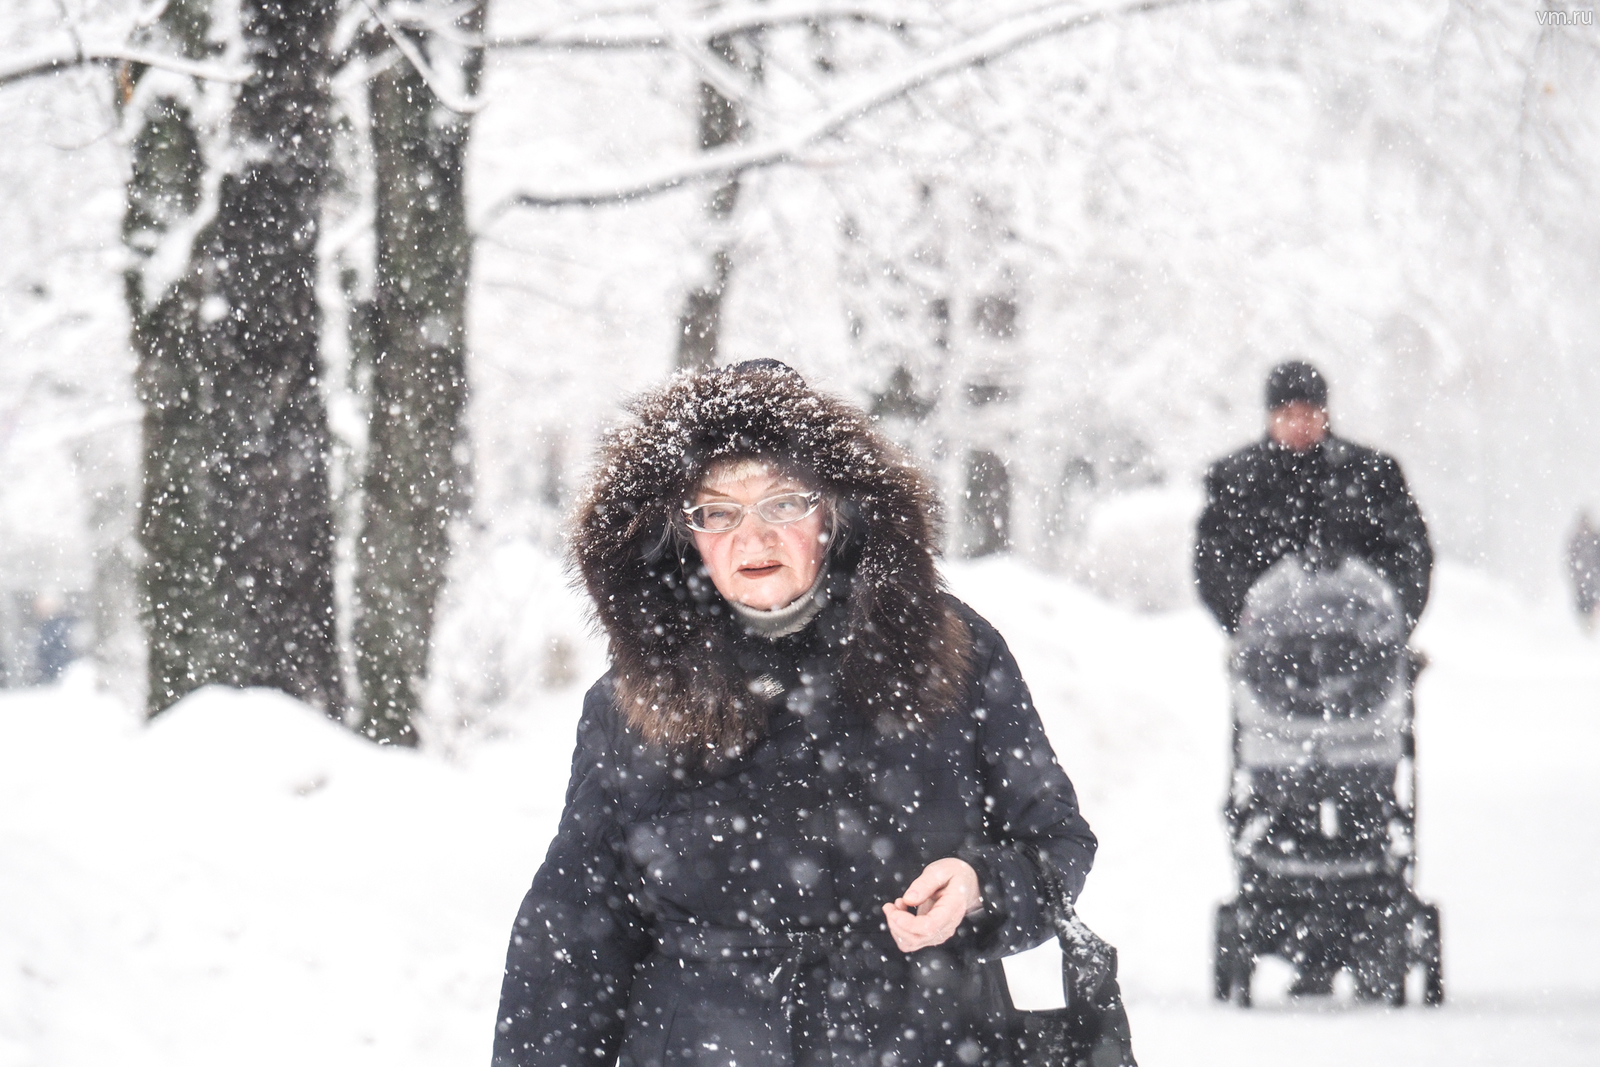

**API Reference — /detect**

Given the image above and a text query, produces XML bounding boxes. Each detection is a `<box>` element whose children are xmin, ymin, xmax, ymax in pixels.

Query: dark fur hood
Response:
<box><xmin>572</xmin><ymin>362</ymin><xmax>974</xmax><ymax>759</ymax></box>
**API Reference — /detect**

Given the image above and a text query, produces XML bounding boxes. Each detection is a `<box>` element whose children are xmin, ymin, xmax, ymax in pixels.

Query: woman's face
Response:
<box><xmin>690</xmin><ymin>463</ymin><xmax>828</xmax><ymax>610</ymax></box>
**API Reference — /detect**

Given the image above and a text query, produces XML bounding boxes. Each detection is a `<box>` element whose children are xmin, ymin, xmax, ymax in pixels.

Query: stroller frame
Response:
<box><xmin>1213</xmin><ymin>564</ymin><xmax>1444</xmax><ymax>1008</ymax></box>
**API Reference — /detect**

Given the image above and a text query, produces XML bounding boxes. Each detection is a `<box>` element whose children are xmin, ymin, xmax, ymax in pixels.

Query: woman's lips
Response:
<box><xmin>738</xmin><ymin>563</ymin><xmax>782</xmax><ymax>578</ymax></box>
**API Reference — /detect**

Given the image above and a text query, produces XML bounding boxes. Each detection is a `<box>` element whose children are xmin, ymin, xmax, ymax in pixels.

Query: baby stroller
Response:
<box><xmin>1213</xmin><ymin>555</ymin><xmax>1443</xmax><ymax>1006</ymax></box>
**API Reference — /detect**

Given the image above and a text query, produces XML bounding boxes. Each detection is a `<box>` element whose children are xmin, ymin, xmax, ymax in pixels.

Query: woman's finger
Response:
<box><xmin>882</xmin><ymin>903</ymin><xmax>918</xmax><ymax>950</ymax></box>
<box><xmin>900</xmin><ymin>865</ymin><xmax>954</xmax><ymax>909</ymax></box>
<box><xmin>883</xmin><ymin>895</ymin><xmax>962</xmax><ymax>952</ymax></box>
<box><xmin>885</xmin><ymin>903</ymin><xmax>931</xmax><ymax>948</ymax></box>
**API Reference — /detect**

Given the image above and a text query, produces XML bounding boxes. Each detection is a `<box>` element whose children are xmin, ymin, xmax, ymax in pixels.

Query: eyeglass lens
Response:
<box><xmin>686</xmin><ymin>492</ymin><xmax>817</xmax><ymax>532</ymax></box>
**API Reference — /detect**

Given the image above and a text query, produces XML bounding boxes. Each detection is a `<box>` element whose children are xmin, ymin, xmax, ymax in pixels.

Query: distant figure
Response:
<box><xmin>1195</xmin><ymin>360</ymin><xmax>1433</xmax><ymax>634</ymax></box>
<box><xmin>33</xmin><ymin>596</ymin><xmax>75</xmax><ymax>683</ymax></box>
<box><xmin>1568</xmin><ymin>511</ymin><xmax>1600</xmax><ymax>631</ymax></box>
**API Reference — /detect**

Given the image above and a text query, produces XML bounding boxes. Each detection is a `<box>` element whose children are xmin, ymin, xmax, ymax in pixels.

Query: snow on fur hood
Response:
<box><xmin>572</xmin><ymin>361</ymin><xmax>974</xmax><ymax>758</ymax></box>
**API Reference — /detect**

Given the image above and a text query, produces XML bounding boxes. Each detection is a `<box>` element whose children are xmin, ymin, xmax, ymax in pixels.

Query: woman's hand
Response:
<box><xmin>882</xmin><ymin>857</ymin><xmax>982</xmax><ymax>953</ymax></box>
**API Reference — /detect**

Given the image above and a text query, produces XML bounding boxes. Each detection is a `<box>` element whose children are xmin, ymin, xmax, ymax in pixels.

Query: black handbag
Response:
<box><xmin>1013</xmin><ymin>882</ymin><xmax>1138</xmax><ymax>1067</ymax></box>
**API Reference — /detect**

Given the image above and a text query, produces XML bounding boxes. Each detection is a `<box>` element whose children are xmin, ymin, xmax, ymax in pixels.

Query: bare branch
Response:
<box><xmin>492</xmin><ymin>0</ymin><xmax>1213</xmax><ymax>211</ymax></box>
<box><xmin>657</xmin><ymin>9</ymin><xmax>764</xmax><ymax>115</ymax></box>
<box><xmin>388</xmin><ymin>0</ymin><xmax>485</xmax><ymax>48</ymax></box>
<box><xmin>489</xmin><ymin>0</ymin><xmax>927</xmax><ymax>52</ymax></box>
<box><xmin>0</xmin><ymin>39</ymin><xmax>250</xmax><ymax>89</ymax></box>
<box><xmin>359</xmin><ymin>0</ymin><xmax>486</xmax><ymax>113</ymax></box>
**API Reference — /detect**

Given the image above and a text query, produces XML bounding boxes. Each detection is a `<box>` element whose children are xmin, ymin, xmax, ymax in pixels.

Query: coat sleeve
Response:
<box><xmin>1360</xmin><ymin>455</ymin><xmax>1433</xmax><ymax>628</ymax></box>
<box><xmin>493</xmin><ymin>682</ymin><xmax>651</xmax><ymax>1067</ymax></box>
<box><xmin>957</xmin><ymin>628</ymin><xmax>1098</xmax><ymax>958</ymax></box>
<box><xmin>1194</xmin><ymin>460</ymin><xmax>1255</xmax><ymax>633</ymax></box>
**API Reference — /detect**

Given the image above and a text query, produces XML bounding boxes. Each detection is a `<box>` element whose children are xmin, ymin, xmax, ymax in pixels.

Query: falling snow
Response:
<box><xmin>1</xmin><ymin>0</ymin><xmax>1598</xmax><ymax>1064</ymax></box>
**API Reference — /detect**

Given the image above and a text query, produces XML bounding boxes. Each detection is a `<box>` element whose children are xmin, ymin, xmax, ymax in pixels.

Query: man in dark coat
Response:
<box><xmin>494</xmin><ymin>364</ymin><xmax>1097</xmax><ymax>1067</ymax></box>
<box><xmin>1195</xmin><ymin>361</ymin><xmax>1433</xmax><ymax>634</ymax></box>
<box><xmin>1195</xmin><ymin>360</ymin><xmax>1431</xmax><ymax>998</ymax></box>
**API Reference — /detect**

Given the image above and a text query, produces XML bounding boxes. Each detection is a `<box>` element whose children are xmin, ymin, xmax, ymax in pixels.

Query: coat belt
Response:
<box><xmin>652</xmin><ymin>921</ymin><xmax>868</xmax><ymax>964</ymax></box>
<box><xmin>652</xmin><ymin>921</ymin><xmax>881</xmax><ymax>1062</ymax></box>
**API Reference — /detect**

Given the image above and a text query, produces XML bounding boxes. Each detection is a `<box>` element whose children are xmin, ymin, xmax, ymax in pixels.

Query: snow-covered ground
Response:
<box><xmin>2</xmin><ymin>559</ymin><xmax>1596</xmax><ymax>1066</ymax></box>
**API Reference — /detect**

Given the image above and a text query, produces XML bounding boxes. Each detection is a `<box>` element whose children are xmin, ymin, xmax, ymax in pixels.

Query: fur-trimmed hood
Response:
<box><xmin>572</xmin><ymin>361</ymin><xmax>974</xmax><ymax>759</ymax></box>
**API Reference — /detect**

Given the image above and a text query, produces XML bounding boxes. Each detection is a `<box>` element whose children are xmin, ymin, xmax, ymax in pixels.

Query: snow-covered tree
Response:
<box><xmin>350</xmin><ymin>0</ymin><xmax>485</xmax><ymax>745</ymax></box>
<box><xmin>126</xmin><ymin>0</ymin><xmax>343</xmax><ymax>716</ymax></box>
<box><xmin>8</xmin><ymin>0</ymin><xmax>485</xmax><ymax>735</ymax></box>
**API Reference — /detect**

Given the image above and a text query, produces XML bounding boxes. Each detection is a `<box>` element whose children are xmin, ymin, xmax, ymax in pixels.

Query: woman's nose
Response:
<box><xmin>732</xmin><ymin>513</ymin><xmax>781</xmax><ymax>546</ymax></box>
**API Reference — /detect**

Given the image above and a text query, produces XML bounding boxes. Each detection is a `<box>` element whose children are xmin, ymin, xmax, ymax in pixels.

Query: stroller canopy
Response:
<box><xmin>1232</xmin><ymin>556</ymin><xmax>1410</xmax><ymax>767</ymax></box>
<box><xmin>1236</xmin><ymin>556</ymin><xmax>1407</xmax><ymax>721</ymax></box>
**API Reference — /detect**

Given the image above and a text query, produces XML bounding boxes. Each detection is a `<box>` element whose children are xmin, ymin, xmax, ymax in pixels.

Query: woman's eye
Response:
<box><xmin>703</xmin><ymin>506</ymin><xmax>738</xmax><ymax>523</ymax></box>
<box><xmin>769</xmin><ymin>499</ymin><xmax>798</xmax><ymax>515</ymax></box>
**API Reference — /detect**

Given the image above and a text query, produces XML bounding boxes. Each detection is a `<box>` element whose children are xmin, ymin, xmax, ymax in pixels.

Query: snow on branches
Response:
<box><xmin>0</xmin><ymin>37</ymin><xmax>247</xmax><ymax>90</ymax></box>
<box><xmin>487</xmin><ymin>0</ymin><xmax>1211</xmax><ymax>212</ymax></box>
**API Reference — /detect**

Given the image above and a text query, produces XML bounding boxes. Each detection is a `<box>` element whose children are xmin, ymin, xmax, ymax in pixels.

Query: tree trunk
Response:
<box><xmin>353</xmin><ymin>4</ymin><xmax>484</xmax><ymax>745</ymax></box>
<box><xmin>125</xmin><ymin>0</ymin><xmax>217</xmax><ymax>715</ymax></box>
<box><xmin>133</xmin><ymin>0</ymin><xmax>343</xmax><ymax>716</ymax></box>
<box><xmin>675</xmin><ymin>32</ymin><xmax>758</xmax><ymax>372</ymax></box>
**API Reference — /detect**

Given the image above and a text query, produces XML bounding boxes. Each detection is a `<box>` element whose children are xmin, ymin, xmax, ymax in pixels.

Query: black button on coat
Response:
<box><xmin>1194</xmin><ymin>434</ymin><xmax>1433</xmax><ymax>633</ymax></box>
<box><xmin>492</xmin><ymin>600</ymin><xmax>1096</xmax><ymax>1067</ymax></box>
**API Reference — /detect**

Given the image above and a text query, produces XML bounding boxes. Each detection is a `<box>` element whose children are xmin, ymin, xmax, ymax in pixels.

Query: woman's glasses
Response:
<box><xmin>682</xmin><ymin>491</ymin><xmax>822</xmax><ymax>533</ymax></box>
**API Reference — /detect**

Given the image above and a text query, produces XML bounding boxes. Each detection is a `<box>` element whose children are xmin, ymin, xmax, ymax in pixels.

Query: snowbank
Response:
<box><xmin>1</xmin><ymin>560</ymin><xmax>1597</xmax><ymax>1065</ymax></box>
<box><xmin>0</xmin><ymin>680</ymin><xmax>570</xmax><ymax>1067</ymax></box>
<box><xmin>1075</xmin><ymin>486</ymin><xmax>1205</xmax><ymax>612</ymax></box>
<box><xmin>425</xmin><ymin>540</ymin><xmax>608</xmax><ymax>756</ymax></box>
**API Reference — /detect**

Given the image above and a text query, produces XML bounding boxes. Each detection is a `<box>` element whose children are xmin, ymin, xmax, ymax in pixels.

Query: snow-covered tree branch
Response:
<box><xmin>485</xmin><ymin>0</ymin><xmax>925</xmax><ymax>51</ymax></box>
<box><xmin>359</xmin><ymin>0</ymin><xmax>485</xmax><ymax>112</ymax></box>
<box><xmin>492</xmin><ymin>0</ymin><xmax>1211</xmax><ymax>211</ymax></box>
<box><xmin>0</xmin><ymin>39</ymin><xmax>247</xmax><ymax>89</ymax></box>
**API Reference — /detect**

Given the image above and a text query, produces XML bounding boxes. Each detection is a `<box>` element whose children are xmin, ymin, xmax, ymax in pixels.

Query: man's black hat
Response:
<box><xmin>1265</xmin><ymin>360</ymin><xmax>1328</xmax><ymax>409</ymax></box>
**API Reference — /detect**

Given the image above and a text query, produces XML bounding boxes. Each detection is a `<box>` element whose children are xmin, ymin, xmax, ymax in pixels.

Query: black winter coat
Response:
<box><xmin>1194</xmin><ymin>434</ymin><xmax>1433</xmax><ymax>632</ymax></box>
<box><xmin>492</xmin><ymin>599</ymin><xmax>1096</xmax><ymax>1067</ymax></box>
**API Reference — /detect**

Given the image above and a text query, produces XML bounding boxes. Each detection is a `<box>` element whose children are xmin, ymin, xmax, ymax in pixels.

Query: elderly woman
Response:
<box><xmin>494</xmin><ymin>361</ymin><xmax>1096</xmax><ymax>1067</ymax></box>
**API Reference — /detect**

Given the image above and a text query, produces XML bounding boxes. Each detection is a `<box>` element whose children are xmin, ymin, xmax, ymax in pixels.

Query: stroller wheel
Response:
<box><xmin>1354</xmin><ymin>909</ymin><xmax>1408</xmax><ymax>1006</ymax></box>
<box><xmin>1387</xmin><ymin>924</ymin><xmax>1409</xmax><ymax>1008</ymax></box>
<box><xmin>1415</xmin><ymin>904</ymin><xmax>1445</xmax><ymax>1006</ymax></box>
<box><xmin>1214</xmin><ymin>904</ymin><xmax>1253</xmax><ymax>1007</ymax></box>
